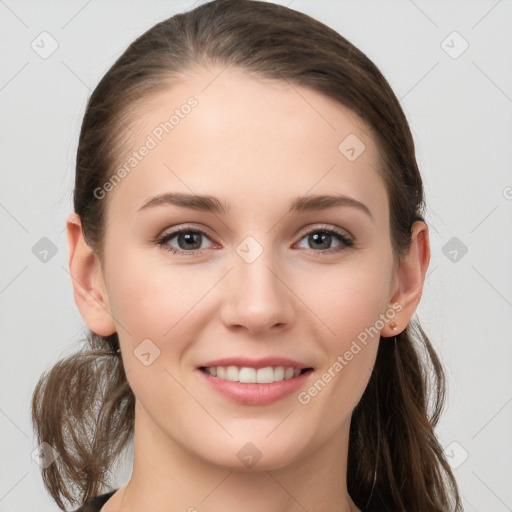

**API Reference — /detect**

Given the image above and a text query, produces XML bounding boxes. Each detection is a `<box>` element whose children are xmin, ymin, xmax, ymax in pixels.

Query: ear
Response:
<box><xmin>66</xmin><ymin>212</ymin><xmax>117</xmax><ymax>336</ymax></box>
<box><xmin>380</xmin><ymin>220</ymin><xmax>430</xmax><ymax>338</ymax></box>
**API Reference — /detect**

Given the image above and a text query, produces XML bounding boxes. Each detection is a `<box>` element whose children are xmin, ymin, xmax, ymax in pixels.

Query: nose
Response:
<box><xmin>219</xmin><ymin>245</ymin><xmax>296</xmax><ymax>337</ymax></box>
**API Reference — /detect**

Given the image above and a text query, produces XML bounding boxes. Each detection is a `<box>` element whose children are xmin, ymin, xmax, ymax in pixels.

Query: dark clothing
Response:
<box><xmin>72</xmin><ymin>490</ymin><xmax>117</xmax><ymax>512</ymax></box>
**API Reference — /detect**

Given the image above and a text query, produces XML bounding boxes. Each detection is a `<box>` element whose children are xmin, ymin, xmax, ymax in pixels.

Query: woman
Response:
<box><xmin>31</xmin><ymin>0</ymin><xmax>463</xmax><ymax>510</ymax></box>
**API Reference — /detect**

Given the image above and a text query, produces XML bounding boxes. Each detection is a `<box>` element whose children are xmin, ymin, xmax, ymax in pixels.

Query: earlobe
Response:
<box><xmin>381</xmin><ymin>220</ymin><xmax>430</xmax><ymax>338</ymax></box>
<box><xmin>66</xmin><ymin>212</ymin><xmax>117</xmax><ymax>336</ymax></box>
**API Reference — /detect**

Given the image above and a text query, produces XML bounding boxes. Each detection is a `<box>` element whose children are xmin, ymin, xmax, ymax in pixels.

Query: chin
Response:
<box><xmin>194</xmin><ymin>436</ymin><xmax>309</xmax><ymax>472</ymax></box>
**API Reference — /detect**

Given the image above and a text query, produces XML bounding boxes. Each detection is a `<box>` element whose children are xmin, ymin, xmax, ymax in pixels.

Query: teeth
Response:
<box><xmin>204</xmin><ymin>365</ymin><xmax>304</xmax><ymax>383</ymax></box>
<box><xmin>239</xmin><ymin>367</ymin><xmax>257</xmax><ymax>383</ymax></box>
<box><xmin>226</xmin><ymin>365</ymin><xmax>238</xmax><ymax>382</ymax></box>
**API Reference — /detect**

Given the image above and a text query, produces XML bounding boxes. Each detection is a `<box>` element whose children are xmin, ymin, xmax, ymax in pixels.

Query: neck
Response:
<box><xmin>106</xmin><ymin>401</ymin><xmax>360</xmax><ymax>512</ymax></box>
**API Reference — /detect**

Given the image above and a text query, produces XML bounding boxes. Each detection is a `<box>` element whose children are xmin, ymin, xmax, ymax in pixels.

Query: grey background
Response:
<box><xmin>1</xmin><ymin>0</ymin><xmax>511</xmax><ymax>510</ymax></box>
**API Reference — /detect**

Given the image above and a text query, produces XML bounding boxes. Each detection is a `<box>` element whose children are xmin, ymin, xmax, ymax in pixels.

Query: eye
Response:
<box><xmin>156</xmin><ymin>226</ymin><xmax>215</xmax><ymax>255</ymax></box>
<box><xmin>156</xmin><ymin>224</ymin><xmax>354</xmax><ymax>256</ymax></box>
<box><xmin>295</xmin><ymin>226</ymin><xmax>354</xmax><ymax>254</ymax></box>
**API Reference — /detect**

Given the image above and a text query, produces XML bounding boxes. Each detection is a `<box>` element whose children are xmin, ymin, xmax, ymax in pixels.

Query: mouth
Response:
<box><xmin>199</xmin><ymin>365</ymin><xmax>314</xmax><ymax>384</ymax></box>
<box><xmin>197</xmin><ymin>363</ymin><xmax>314</xmax><ymax>405</ymax></box>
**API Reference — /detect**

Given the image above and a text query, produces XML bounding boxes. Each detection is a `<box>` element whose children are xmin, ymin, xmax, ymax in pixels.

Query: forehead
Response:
<box><xmin>104</xmin><ymin>65</ymin><xmax>388</xmax><ymax>224</ymax></box>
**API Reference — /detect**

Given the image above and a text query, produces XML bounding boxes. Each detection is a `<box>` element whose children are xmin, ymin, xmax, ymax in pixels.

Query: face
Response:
<box><xmin>95</xmin><ymin>65</ymin><xmax>400</xmax><ymax>471</ymax></box>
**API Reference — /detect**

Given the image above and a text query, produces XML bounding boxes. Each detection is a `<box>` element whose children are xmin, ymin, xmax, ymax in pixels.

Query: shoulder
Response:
<box><xmin>72</xmin><ymin>490</ymin><xmax>118</xmax><ymax>512</ymax></box>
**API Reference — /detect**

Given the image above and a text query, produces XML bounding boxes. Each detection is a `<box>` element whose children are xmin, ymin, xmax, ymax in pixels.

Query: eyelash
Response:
<box><xmin>156</xmin><ymin>224</ymin><xmax>354</xmax><ymax>257</ymax></box>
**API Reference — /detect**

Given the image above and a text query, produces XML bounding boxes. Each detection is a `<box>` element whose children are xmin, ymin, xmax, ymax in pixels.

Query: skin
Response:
<box><xmin>67</xmin><ymin>65</ymin><xmax>430</xmax><ymax>512</ymax></box>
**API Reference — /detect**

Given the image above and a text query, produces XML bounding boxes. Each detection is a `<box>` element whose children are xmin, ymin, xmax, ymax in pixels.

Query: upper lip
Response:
<box><xmin>198</xmin><ymin>357</ymin><xmax>313</xmax><ymax>370</ymax></box>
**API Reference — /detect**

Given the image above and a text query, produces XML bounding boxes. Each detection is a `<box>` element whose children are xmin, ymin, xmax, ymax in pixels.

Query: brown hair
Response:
<box><xmin>31</xmin><ymin>1</ymin><xmax>463</xmax><ymax>510</ymax></box>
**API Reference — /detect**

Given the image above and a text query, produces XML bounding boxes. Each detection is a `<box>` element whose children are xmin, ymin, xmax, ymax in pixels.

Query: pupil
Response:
<box><xmin>179</xmin><ymin>232</ymin><xmax>201</xmax><ymax>250</ymax></box>
<box><xmin>310</xmin><ymin>232</ymin><xmax>330</xmax><ymax>249</ymax></box>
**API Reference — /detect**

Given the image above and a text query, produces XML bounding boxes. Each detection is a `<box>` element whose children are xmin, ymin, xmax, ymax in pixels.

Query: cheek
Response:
<box><xmin>294</xmin><ymin>258</ymin><xmax>390</xmax><ymax>415</ymax></box>
<box><xmin>106</xmin><ymin>257</ymin><xmax>208</xmax><ymax>401</ymax></box>
<box><xmin>106</xmin><ymin>242</ymin><xmax>392</xmax><ymax>352</ymax></box>
<box><xmin>106</xmin><ymin>251</ymin><xmax>213</xmax><ymax>333</ymax></box>
<box><xmin>297</xmin><ymin>255</ymin><xmax>392</xmax><ymax>339</ymax></box>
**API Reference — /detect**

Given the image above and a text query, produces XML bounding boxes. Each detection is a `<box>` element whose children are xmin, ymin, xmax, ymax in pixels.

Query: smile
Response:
<box><xmin>200</xmin><ymin>365</ymin><xmax>311</xmax><ymax>383</ymax></box>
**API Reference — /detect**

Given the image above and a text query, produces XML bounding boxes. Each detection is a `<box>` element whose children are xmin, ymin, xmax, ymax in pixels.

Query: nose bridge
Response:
<box><xmin>221</xmin><ymin>234</ymin><xmax>294</xmax><ymax>332</ymax></box>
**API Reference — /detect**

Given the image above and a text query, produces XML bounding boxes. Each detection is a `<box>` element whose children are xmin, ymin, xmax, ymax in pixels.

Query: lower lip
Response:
<box><xmin>197</xmin><ymin>369</ymin><xmax>313</xmax><ymax>405</ymax></box>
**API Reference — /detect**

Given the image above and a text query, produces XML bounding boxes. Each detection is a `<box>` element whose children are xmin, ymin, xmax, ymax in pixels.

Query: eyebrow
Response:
<box><xmin>137</xmin><ymin>192</ymin><xmax>373</xmax><ymax>220</ymax></box>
